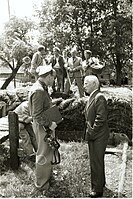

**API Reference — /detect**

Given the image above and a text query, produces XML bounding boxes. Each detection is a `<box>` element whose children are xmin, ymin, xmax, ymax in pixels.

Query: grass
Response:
<box><xmin>0</xmin><ymin>140</ymin><xmax>132</xmax><ymax>198</ymax></box>
<box><xmin>0</xmin><ymin>141</ymin><xmax>91</xmax><ymax>198</ymax></box>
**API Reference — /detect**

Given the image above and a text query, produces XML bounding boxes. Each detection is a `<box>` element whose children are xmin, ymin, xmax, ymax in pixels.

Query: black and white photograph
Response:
<box><xmin>0</xmin><ymin>0</ymin><xmax>132</xmax><ymax>198</ymax></box>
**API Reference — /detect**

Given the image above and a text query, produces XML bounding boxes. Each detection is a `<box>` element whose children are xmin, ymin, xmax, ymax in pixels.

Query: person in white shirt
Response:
<box><xmin>82</xmin><ymin>50</ymin><xmax>94</xmax><ymax>77</ymax></box>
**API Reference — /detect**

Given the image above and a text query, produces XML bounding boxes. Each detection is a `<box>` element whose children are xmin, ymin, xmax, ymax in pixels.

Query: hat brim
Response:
<box><xmin>90</xmin><ymin>64</ymin><xmax>104</xmax><ymax>74</ymax></box>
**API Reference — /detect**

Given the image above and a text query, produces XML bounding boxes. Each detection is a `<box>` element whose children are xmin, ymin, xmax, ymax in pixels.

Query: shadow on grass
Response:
<box><xmin>103</xmin><ymin>186</ymin><xmax>118</xmax><ymax>198</ymax></box>
<box><xmin>46</xmin><ymin>176</ymin><xmax>71</xmax><ymax>198</ymax></box>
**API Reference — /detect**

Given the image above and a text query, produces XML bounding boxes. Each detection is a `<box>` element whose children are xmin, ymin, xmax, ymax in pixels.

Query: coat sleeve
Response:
<box><xmin>30</xmin><ymin>90</ymin><xmax>52</xmax><ymax>127</ymax></box>
<box><xmin>31</xmin><ymin>53</ymin><xmax>38</xmax><ymax>68</ymax></box>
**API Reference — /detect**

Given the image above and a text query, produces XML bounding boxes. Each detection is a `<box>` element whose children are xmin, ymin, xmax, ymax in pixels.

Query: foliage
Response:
<box><xmin>0</xmin><ymin>16</ymin><xmax>35</xmax><ymax>89</ymax></box>
<box><xmin>36</xmin><ymin>0</ymin><xmax>131</xmax><ymax>85</ymax></box>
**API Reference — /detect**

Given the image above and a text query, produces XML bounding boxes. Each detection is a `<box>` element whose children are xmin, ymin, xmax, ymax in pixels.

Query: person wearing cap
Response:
<box><xmin>30</xmin><ymin>45</ymin><xmax>46</xmax><ymax>81</ymax></box>
<box><xmin>21</xmin><ymin>56</ymin><xmax>31</xmax><ymax>83</ymax></box>
<box><xmin>83</xmin><ymin>75</ymin><xmax>109</xmax><ymax>197</ymax></box>
<box><xmin>64</xmin><ymin>48</ymin><xmax>84</xmax><ymax>97</ymax></box>
<box><xmin>83</xmin><ymin>50</ymin><xmax>104</xmax><ymax>77</ymax></box>
<box><xmin>50</xmin><ymin>47</ymin><xmax>67</xmax><ymax>92</ymax></box>
<box><xmin>28</xmin><ymin>65</ymin><xmax>57</xmax><ymax>192</ymax></box>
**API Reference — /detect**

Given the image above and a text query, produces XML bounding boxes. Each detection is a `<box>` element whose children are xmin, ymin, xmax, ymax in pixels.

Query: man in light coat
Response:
<box><xmin>28</xmin><ymin>64</ymin><xmax>58</xmax><ymax>193</ymax></box>
<box><xmin>64</xmin><ymin>48</ymin><xmax>84</xmax><ymax>97</ymax></box>
<box><xmin>30</xmin><ymin>45</ymin><xmax>46</xmax><ymax>81</ymax></box>
<box><xmin>84</xmin><ymin>75</ymin><xmax>110</xmax><ymax>198</ymax></box>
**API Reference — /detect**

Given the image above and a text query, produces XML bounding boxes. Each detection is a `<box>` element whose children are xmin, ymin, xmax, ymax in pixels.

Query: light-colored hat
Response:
<box><xmin>38</xmin><ymin>45</ymin><xmax>45</xmax><ymax>51</ymax></box>
<box><xmin>36</xmin><ymin>64</ymin><xmax>53</xmax><ymax>76</ymax></box>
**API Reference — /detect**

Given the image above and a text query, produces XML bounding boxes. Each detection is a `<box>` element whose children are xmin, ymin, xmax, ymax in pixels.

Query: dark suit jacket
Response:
<box><xmin>84</xmin><ymin>90</ymin><xmax>110</xmax><ymax>141</ymax></box>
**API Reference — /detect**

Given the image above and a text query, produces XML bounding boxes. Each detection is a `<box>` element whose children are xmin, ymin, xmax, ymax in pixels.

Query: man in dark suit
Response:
<box><xmin>84</xmin><ymin>75</ymin><xmax>110</xmax><ymax>198</ymax></box>
<box><xmin>50</xmin><ymin>47</ymin><xmax>66</xmax><ymax>92</ymax></box>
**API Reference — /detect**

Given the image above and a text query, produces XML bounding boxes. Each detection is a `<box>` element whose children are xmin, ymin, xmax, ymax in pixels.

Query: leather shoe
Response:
<box><xmin>89</xmin><ymin>191</ymin><xmax>103</xmax><ymax>198</ymax></box>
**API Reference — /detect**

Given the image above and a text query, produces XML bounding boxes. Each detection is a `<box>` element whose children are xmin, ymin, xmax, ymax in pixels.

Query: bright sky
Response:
<box><xmin>0</xmin><ymin>0</ymin><xmax>42</xmax><ymax>33</ymax></box>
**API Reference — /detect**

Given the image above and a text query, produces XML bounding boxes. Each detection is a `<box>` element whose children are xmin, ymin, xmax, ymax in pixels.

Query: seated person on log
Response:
<box><xmin>14</xmin><ymin>100</ymin><xmax>37</xmax><ymax>155</ymax></box>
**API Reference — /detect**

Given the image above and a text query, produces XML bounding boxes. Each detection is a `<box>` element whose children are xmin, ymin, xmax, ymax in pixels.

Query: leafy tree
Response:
<box><xmin>36</xmin><ymin>0</ymin><xmax>131</xmax><ymax>85</ymax></box>
<box><xmin>100</xmin><ymin>0</ymin><xmax>132</xmax><ymax>85</ymax></box>
<box><xmin>0</xmin><ymin>16</ymin><xmax>34</xmax><ymax>89</ymax></box>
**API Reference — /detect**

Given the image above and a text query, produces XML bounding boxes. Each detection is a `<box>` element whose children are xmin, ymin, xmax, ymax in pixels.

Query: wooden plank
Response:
<box><xmin>8</xmin><ymin>111</ymin><xmax>19</xmax><ymax>170</ymax></box>
<box><xmin>118</xmin><ymin>142</ymin><xmax>128</xmax><ymax>197</ymax></box>
<box><xmin>105</xmin><ymin>147</ymin><xmax>122</xmax><ymax>154</ymax></box>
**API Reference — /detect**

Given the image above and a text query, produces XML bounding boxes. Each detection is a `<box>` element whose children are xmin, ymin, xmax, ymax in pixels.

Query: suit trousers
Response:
<box><xmin>88</xmin><ymin>138</ymin><xmax>108</xmax><ymax>192</ymax></box>
<box><xmin>52</xmin><ymin>68</ymin><xmax>64</xmax><ymax>92</ymax></box>
<box><xmin>32</xmin><ymin>121</ymin><xmax>54</xmax><ymax>189</ymax></box>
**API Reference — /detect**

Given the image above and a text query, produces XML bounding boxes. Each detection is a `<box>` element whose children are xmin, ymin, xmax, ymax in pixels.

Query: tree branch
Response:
<box><xmin>0</xmin><ymin>56</ymin><xmax>14</xmax><ymax>70</ymax></box>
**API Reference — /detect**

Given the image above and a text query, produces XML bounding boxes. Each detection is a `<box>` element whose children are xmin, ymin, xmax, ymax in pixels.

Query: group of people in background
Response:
<box><xmin>22</xmin><ymin>44</ymin><xmax>103</xmax><ymax>98</ymax></box>
<box><xmin>19</xmin><ymin>44</ymin><xmax>109</xmax><ymax>198</ymax></box>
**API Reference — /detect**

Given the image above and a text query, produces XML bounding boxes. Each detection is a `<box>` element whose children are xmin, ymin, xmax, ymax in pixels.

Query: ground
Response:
<box><xmin>0</xmin><ymin>141</ymin><xmax>132</xmax><ymax>198</ymax></box>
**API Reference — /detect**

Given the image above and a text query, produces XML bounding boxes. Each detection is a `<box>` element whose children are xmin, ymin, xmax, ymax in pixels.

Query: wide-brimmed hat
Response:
<box><xmin>36</xmin><ymin>64</ymin><xmax>53</xmax><ymax>76</ymax></box>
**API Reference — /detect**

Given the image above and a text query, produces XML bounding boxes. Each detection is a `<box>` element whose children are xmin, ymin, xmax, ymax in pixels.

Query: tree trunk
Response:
<box><xmin>1</xmin><ymin>61</ymin><xmax>22</xmax><ymax>89</ymax></box>
<box><xmin>115</xmin><ymin>55</ymin><xmax>122</xmax><ymax>86</ymax></box>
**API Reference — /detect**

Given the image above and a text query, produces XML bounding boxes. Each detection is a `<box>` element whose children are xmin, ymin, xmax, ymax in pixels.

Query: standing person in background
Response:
<box><xmin>83</xmin><ymin>75</ymin><xmax>110</xmax><ymax>198</ymax></box>
<box><xmin>28</xmin><ymin>65</ymin><xmax>58</xmax><ymax>193</ymax></box>
<box><xmin>30</xmin><ymin>45</ymin><xmax>46</xmax><ymax>81</ymax></box>
<box><xmin>82</xmin><ymin>50</ymin><xmax>93</xmax><ymax>77</ymax></box>
<box><xmin>50</xmin><ymin>47</ymin><xmax>66</xmax><ymax>93</ymax></box>
<box><xmin>21</xmin><ymin>56</ymin><xmax>31</xmax><ymax>84</ymax></box>
<box><xmin>62</xmin><ymin>49</ymin><xmax>69</xmax><ymax>91</ymax></box>
<box><xmin>64</xmin><ymin>48</ymin><xmax>84</xmax><ymax>97</ymax></box>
